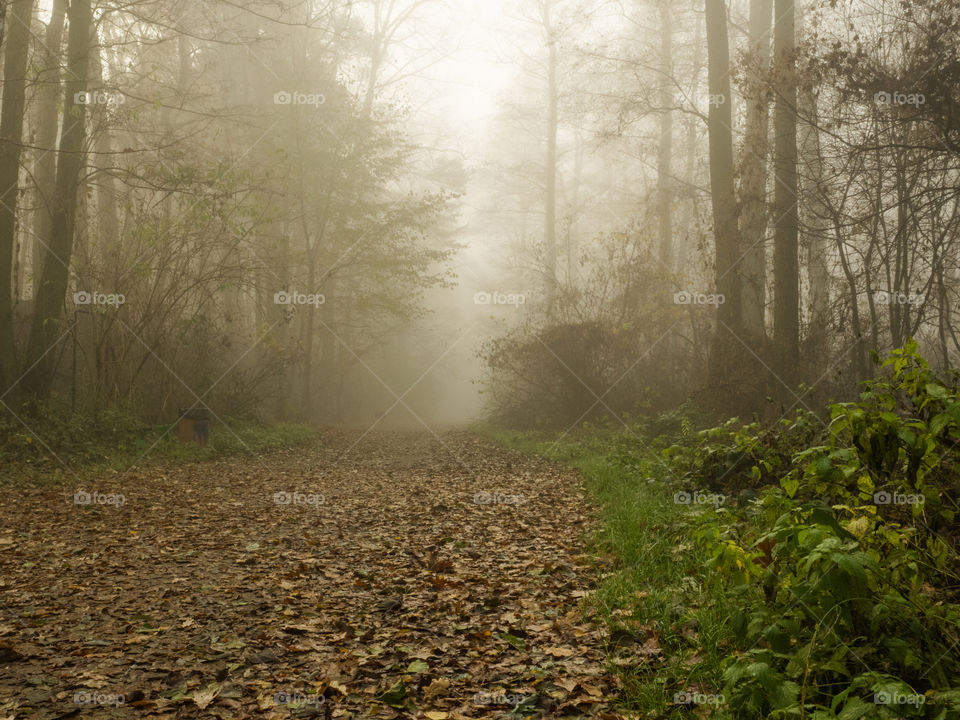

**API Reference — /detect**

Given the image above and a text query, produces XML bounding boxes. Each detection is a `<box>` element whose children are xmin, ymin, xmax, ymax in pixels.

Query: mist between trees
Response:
<box><xmin>0</xmin><ymin>0</ymin><xmax>957</xmax><ymax>430</ymax></box>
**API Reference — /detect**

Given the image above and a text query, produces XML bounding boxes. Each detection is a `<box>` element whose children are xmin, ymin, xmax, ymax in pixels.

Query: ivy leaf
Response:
<box><xmin>780</xmin><ymin>473</ymin><xmax>799</xmax><ymax>499</ymax></box>
<box><xmin>377</xmin><ymin>680</ymin><xmax>408</xmax><ymax>708</ymax></box>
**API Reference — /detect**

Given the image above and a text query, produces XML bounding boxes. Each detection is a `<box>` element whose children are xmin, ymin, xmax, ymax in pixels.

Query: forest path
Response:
<box><xmin>0</xmin><ymin>431</ymin><xmax>623</xmax><ymax>719</ymax></box>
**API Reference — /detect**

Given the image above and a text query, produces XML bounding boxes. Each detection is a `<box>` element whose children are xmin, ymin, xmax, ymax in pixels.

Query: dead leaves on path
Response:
<box><xmin>0</xmin><ymin>432</ymin><xmax>636</xmax><ymax>719</ymax></box>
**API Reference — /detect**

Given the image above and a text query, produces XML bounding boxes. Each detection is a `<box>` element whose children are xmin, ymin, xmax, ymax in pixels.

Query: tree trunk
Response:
<box><xmin>657</xmin><ymin>0</ymin><xmax>673</xmax><ymax>270</ymax></box>
<box><xmin>772</xmin><ymin>0</ymin><xmax>799</xmax><ymax>379</ymax></box>
<box><xmin>0</xmin><ymin>0</ymin><xmax>36</xmax><ymax>395</ymax></box>
<box><xmin>798</xmin><ymin>84</ymin><xmax>830</xmax><ymax>344</ymax></box>
<box><xmin>31</xmin><ymin>0</ymin><xmax>67</xmax><ymax>295</ymax></box>
<box><xmin>543</xmin><ymin>0</ymin><xmax>559</xmax><ymax>316</ymax></box>
<box><xmin>705</xmin><ymin>0</ymin><xmax>747</xmax><ymax>409</ymax></box>
<box><xmin>24</xmin><ymin>0</ymin><xmax>93</xmax><ymax>399</ymax></box>
<box><xmin>738</xmin><ymin>0</ymin><xmax>772</xmax><ymax>338</ymax></box>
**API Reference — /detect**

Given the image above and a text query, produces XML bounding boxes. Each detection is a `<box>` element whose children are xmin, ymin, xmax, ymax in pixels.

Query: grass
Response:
<box><xmin>0</xmin><ymin>407</ymin><xmax>320</xmax><ymax>484</ymax></box>
<box><xmin>477</xmin><ymin>423</ymin><xmax>737</xmax><ymax>717</ymax></box>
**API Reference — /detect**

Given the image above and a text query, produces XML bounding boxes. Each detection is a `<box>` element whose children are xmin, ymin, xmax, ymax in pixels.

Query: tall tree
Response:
<box><xmin>798</xmin><ymin>84</ymin><xmax>831</xmax><ymax>344</ymax></box>
<box><xmin>656</xmin><ymin>0</ymin><xmax>673</xmax><ymax>270</ymax></box>
<box><xmin>543</xmin><ymin>0</ymin><xmax>559</xmax><ymax>315</ymax></box>
<box><xmin>705</xmin><ymin>0</ymin><xmax>745</xmax><ymax>405</ymax></box>
<box><xmin>24</xmin><ymin>0</ymin><xmax>93</xmax><ymax>399</ymax></box>
<box><xmin>772</xmin><ymin>0</ymin><xmax>799</xmax><ymax>376</ymax></box>
<box><xmin>31</xmin><ymin>0</ymin><xmax>68</xmax><ymax>292</ymax></box>
<box><xmin>0</xmin><ymin>0</ymin><xmax>36</xmax><ymax>395</ymax></box>
<box><xmin>738</xmin><ymin>0</ymin><xmax>772</xmax><ymax>338</ymax></box>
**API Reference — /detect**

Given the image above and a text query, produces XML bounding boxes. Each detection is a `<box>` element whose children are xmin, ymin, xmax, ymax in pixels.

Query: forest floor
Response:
<box><xmin>0</xmin><ymin>431</ymin><xmax>627</xmax><ymax>719</ymax></box>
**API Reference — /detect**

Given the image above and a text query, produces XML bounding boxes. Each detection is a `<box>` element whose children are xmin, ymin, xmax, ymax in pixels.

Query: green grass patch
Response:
<box><xmin>0</xmin><ymin>405</ymin><xmax>320</xmax><ymax>484</ymax></box>
<box><xmin>477</xmin><ymin>422</ymin><xmax>736</xmax><ymax>717</ymax></box>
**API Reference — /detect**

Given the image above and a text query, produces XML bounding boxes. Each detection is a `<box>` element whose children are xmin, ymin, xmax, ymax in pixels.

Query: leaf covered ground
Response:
<box><xmin>0</xmin><ymin>431</ymin><xmax>629</xmax><ymax>719</ymax></box>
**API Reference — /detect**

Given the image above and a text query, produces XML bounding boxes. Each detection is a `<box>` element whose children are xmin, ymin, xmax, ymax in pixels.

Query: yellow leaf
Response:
<box><xmin>425</xmin><ymin>713</ymin><xmax>449</xmax><ymax>719</ymax></box>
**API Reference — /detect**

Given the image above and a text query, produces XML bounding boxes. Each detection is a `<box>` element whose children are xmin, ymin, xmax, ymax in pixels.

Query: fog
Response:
<box><xmin>2</xmin><ymin>0</ymin><xmax>959</xmax><ymax>433</ymax></box>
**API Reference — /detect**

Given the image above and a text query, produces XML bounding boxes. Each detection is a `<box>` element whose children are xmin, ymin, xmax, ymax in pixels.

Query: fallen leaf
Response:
<box><xmin>192</xmin><ymin>683</ymin><xmax>221</xmax><ymax>710</ymax></box>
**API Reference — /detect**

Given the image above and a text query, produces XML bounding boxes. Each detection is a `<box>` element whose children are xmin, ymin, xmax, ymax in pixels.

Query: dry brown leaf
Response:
<box><xmin>191</xmin><ymin>683</ymin><xmax>220</xmax><ymax>710</ymax></box>
<box><xmin>424</xmin><ymin>678</ymin><xmax>451</xmax><ymax>698</ymax></box>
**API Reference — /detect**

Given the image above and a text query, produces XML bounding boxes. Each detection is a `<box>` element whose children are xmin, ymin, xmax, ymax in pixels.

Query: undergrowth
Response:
<box><xmin>0</xmin><ymin>404</ymin><xmax>318</xmax><ymax>484</ymax></box>
<box><xmin>484</xmin><ymin>341</ymin><xmax>960</xmax><ymax>719</ymax></box>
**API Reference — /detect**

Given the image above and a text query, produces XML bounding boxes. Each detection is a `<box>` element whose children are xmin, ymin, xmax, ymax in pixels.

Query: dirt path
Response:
<box><xmin>0</xmin><ymin>431</ymin><xmax>622</xmax><ymax>719</ymax></box>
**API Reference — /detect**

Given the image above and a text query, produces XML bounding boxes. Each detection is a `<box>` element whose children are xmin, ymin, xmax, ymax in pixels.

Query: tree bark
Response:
<box><xmin>543</xmin><ymin>0</ymin><xmax>559</xmax><ymax>316</ymax></box>
<box><xmin>657</xmin><ymin>0</ymin><xmax>673</xmax><ymax>270</ymax></box>
<box><xmin>738</xmin><ymin>0</ymin><xmax>772</xmax><ymax>338</ymax></box>
<box><xmin>31</xmin><ymin>0</ymin><xmax>67</xmax><ymax>295</ymax></box>
<box><xmin>0</xmin><ymin>0</ymin><xmax>36</xmax><ymax>395</ymax></box>
<box><xmin>24</xmin><ymin>0</ymin><xmax>93</xmax><ymax>399</ymax></box>
<box><xmin>798</xmin><ymin>84</ymin><xmax>830</xmax><ymax>344</ymax></box>
<box><xmin>772</xmin><ymin>0</ymin><xmax>799</xmax><ymax>379</ymax></box>
<box><xmin>705</xmin><ymin>0</ymin><xmax>747</xmax><ymax>409</ymax></box>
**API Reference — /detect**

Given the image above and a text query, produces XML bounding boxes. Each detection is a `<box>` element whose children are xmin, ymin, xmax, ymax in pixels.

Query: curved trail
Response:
<box><xmin>0</xmin><ymin>431</ymin><xmax>622</xmax><ymax>718</ymax></box>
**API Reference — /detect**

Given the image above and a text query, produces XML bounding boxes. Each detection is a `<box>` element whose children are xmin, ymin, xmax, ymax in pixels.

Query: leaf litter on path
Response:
<box><xmin>0</xmin><ymin>431</ymin><xmax>628</xmax><ymax>718</ymax></box>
